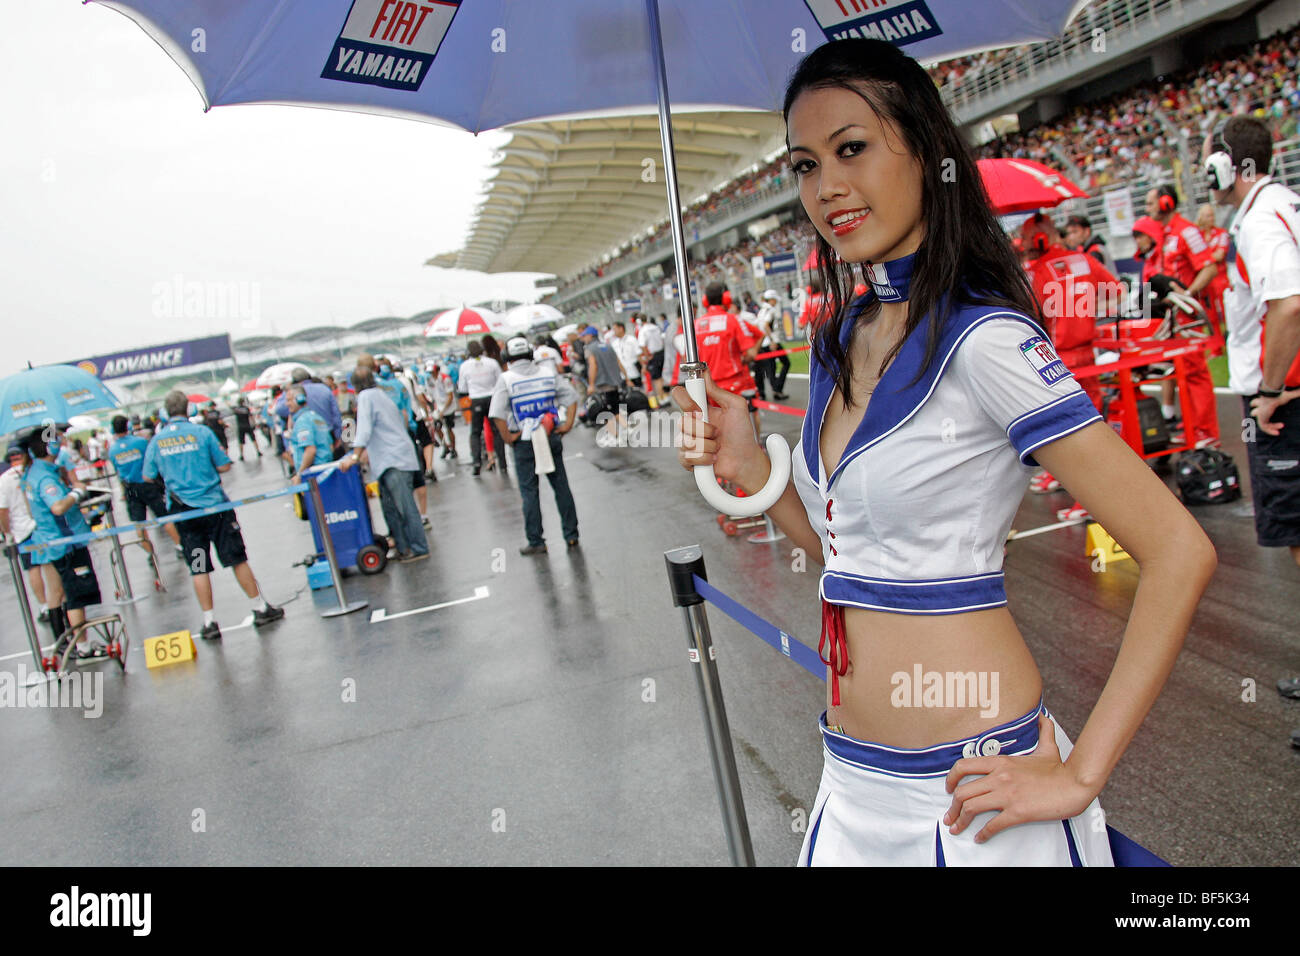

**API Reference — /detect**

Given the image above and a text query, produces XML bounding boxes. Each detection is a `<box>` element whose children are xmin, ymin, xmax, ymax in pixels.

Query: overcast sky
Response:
<box><xmin>3</xmin><ymin>1</ymin><xmax>550</xmax><ymax>374</ymax></box>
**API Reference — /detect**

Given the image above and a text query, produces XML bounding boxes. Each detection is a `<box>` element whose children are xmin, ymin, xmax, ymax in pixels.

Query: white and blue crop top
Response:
<box><xmin>791</xmin><ymin>293</ymin><xmax>1102</xmax><ymax>616</ymax></box>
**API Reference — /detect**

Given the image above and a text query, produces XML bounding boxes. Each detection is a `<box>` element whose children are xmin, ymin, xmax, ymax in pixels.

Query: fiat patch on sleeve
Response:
<box><xmin>1018</xmin><ymin>336</ymin><xmax>1070</xmax><ymax>386</ymax></box>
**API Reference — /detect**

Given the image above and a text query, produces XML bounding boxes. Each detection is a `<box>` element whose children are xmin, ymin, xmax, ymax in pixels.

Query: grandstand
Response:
<box><xmin>432</xmin><ymin>0</ymin><xmax>1300</xmax><ymax>331</ymax></box>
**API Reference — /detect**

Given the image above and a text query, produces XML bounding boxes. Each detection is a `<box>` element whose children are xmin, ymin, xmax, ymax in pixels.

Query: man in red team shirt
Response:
<box><xmin>695</xmin><ymin>281</ymin><xmax>761</xmax><ymax>433</ymax></box>
<box><xmin>1149</xmin><ymin>184</ymin><xmax>1221</xmax><ymax>447</ymax></box>
<box><xmin>1020</xmin><ymin>213</ymin><xmax>1122</xmax><ymax>511</ymax></box>
<box><xmin>1197</xmin><ymin>203</ymin><xmax>1231</xmax><ymax>343</ymax></box>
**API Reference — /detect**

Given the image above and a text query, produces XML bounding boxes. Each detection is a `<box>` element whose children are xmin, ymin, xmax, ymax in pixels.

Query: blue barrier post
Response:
<box><xmin>664</xmin><ymin>544</ymin><xmax>755</xmax><ymax>866</ymax></box>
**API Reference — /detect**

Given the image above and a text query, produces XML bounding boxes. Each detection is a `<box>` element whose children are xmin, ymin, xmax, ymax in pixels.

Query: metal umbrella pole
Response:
<box><xmin>305</xmin><ymin>471</ymin><xmax>368</xmax><ymax>619</ymax></box>
<box><xmin>664</xmin><ymin>544</ymin><xmax>756</xmax><ymax>866</ymax></box>
<box><xmin>6</xmin><ymin>541</ymin><xmax>48</xmax><ymax>682</ymax></box>
<box><xmin>644</xmin><ymin>0</ymin><xmax>791</xmax><ymax>518</ymax></box>
<box><xmin>645</xmin><ymin>0</ymin><xmax>699</xmax><ymax>370</ymax></box>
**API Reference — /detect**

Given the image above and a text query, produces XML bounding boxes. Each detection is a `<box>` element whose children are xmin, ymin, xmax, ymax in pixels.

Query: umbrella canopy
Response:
<box><xmin>977</xmin><ymin>158</ymin><xmax>1089</xmax><ymax>215</ymax></box>
<box><xmin>92</xmin><ymin>0</ymin><xmax>1091</xmax><ymax>518</ymax></box>
<box><xmin>0</xmin><ymin>365</ymin><xmax>119</xmax><ymax>434</ymax></box>
<box><xmin>187</xmin><ymin>393</ymin><xmax>213</xmax><ymax>405</ymax></box>
<box><xmin>217</xmin><ymin>377</ymin><xmax>240</xmax><ymax>395</ymax></box>
<box><xmin>505</xmin><ymin>304</ymin><xmax>564</xmax><ymax>332</ymax></box>
<box><xmin>88</xmin><ymin>1</ymin><xmax>1088</xmax><ymax>132</ymax></box>
<box><xmin>255</xmin><ymin>362</ymin><xmax>312</xmax><ymax>388</ymax></box>
<box><xmin>423</xmin><ymin>307</ymin><xmax>506</xmax><ymax>338</ymax></box>
<box><xmin>552</xmin><ymin>323</ymin><xmax>579</xmax><ymax>342</ymax></box>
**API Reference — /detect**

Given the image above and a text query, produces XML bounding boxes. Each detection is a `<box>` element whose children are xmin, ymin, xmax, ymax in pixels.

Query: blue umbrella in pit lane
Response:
<box><xmin>0</xmin><ymin>364</ymin><xmax>120</xmax><ymax>435</ymax></box>
<box><xmin>86</xmin><ymin>0</ymin><xmax>1095</xmax><ymax>515</ymax></box>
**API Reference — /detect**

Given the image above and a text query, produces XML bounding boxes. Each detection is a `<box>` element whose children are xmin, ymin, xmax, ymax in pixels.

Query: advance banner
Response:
<box><xmin>67</xmin><ymin>335</ymin><xmax>233</xmax><ymax>381</ymax></box>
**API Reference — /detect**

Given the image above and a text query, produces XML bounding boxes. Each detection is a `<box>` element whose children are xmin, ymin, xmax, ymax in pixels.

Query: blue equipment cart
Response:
<box><xmin>301</xmin><ymin>463</ymin><xmax>388</xmax><ymax>575</ymax></box>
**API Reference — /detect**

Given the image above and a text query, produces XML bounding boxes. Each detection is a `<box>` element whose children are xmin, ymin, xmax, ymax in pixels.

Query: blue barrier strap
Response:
<box><xmin>690</xmin><ymin>571</ymin><xmax>1169</xmax><ymax>866</ymax></box>
<box><xmin>19</xmin><ymin>482</ymin><xmax>309</xmax><ymax>554</ymax></box>
<box><xmin>692</xmin><ymin>574</ymin><xmax>825</xmax><ymax>681</ymax></box>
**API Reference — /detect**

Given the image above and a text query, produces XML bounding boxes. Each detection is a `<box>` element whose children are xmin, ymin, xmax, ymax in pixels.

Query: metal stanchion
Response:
<box><xmin>6</xmin><ymin>541</ymin><xmax>49</xmax><ymax>684</ymax></box>
<box><xmin>93</xmin><ymin>495</ymin><xmax>145</xmax><ymax>606</ymax></box>
<box><xmin>664</xmin><ymin>544</ymin><xmax>755</xmax><ymax>867</ymax></box>
<box><xmin>306</xmin><ymin>473</ymin><xmax>367</xmax><ymax>618</ymax></box>
<box><xmin>746</xmin><ymin>415</ymin><xmax>785</xmax><ymax>544</ymax></box>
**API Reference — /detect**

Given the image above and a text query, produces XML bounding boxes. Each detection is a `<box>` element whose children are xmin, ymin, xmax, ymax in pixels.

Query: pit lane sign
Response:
<box><xmin>67</xmin><ymin>335</ymin><xmax>233</xmax><ymax>381</ymax></box>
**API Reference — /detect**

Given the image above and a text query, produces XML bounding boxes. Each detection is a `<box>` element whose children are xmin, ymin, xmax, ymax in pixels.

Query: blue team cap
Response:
<box><xmin>581</xmin><ymin>325</ymin><xmax>599</xmax><ymax>337</ymax></box>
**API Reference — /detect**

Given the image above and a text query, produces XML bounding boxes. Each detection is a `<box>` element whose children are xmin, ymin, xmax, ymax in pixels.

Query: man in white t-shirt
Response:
<box><xmin>1205</xmin><ymin>116</ymin><xmax>1300</xmax><ymax>736</ymax></box>
<box><xmin>457</xmin><ymin>339</ymin><xmax>505</xmax><ymax>476</ymax></box>
<box><xmin>0</xmin><ymin>444</ymin><xmax>50</xmax><ymax>622</ymax></box>
<box><xmin>611</xmin><ymin>320</ymin><xmax>643</xmax><ymax>388</ymax></box>
<box><xmin>636</xmin><ymin>314</ymin><xmax>666</xmax><ymax>404</ymax></box>
<box><xmin>429</xmin><ymin>363</ymin><xmax>459</xmax><ymax>460</ymax></box>
<box><xmin>755</xmin><ymin>289</ymin><xmax>791</xmax><ymax>401</ymax></box>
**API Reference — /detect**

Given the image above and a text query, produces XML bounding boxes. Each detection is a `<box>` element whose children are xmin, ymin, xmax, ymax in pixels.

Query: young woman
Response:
<box><xmin>675</xmin><ymin>39</ymin><xmax>1216</xmax><ymax>866</ymax></box>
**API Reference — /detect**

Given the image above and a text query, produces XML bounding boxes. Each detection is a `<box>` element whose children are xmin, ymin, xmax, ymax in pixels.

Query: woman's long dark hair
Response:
<box><xmin>783</xmin><ymin>39</ymin><xmax>1040</xmax><ymax>402</ymax></box>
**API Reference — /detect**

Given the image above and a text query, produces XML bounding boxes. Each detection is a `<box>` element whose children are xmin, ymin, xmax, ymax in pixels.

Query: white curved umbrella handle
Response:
<box><xmin>686</xmin><ymin>377</ymin><xmax>791</xmax><ymax>518</ymax></box>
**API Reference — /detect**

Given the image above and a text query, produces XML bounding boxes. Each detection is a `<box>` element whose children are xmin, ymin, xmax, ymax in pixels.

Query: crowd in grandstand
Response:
<box><xmin>979</xmin><ymin>25</ymin><xmax>1300</xmax><ymax>189</ymax></box>
<box><xmin>550</xmin><ymin>24</ymin><xmax>1300</xmax><ymax>305</ymax></box>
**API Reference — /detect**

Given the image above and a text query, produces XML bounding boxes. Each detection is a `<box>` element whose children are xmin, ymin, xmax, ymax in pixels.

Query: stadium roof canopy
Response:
<box><xmin>285</xmin><ymin>325</ymin><xmax>347</xmax><ymax>343</ymax></box>
<box><xmin>230</xmin><ymin>335</ymin><xmax>285</xmax><ymax>351</ymax></box>
<box><xmin>429</xmin><ymin>111</ymin><xmax>788</xmax><ymax>278</ymax></box>
<box><xmin>350</xmin><ymin>316</ymin><xmax>422</xmax><ymax>333</ymax></box>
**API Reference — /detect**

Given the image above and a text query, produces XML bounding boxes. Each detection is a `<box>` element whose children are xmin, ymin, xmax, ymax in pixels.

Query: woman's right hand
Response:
<box><xmin>672</xmin><ymin>371</ymin><xmax>766</xmax><ymax>489</ymax></box>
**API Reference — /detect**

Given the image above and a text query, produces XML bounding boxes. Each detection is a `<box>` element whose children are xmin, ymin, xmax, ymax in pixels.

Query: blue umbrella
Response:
<box><xmin>87</xmin><ymin>0</ymin><xmax>1089</xmax><ymax>513</ymax></box>
<box><xmin>0</xmin><ymin>365</ymin><xmax>120</xmax><ymax>435</ymax></box>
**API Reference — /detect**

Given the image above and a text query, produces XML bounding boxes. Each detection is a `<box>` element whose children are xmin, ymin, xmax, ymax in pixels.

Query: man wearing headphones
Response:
<box><xmin>1203</xmin><ymin>118</ymin><xmax>1300</xmax><ymax>738</ymax></box>
<box><xmin>1019</xmin><ymin>212</ymin><xmax>1122</xmax><ymax>513</ymax></box>
<box><xmin>1145</xmin><ymin>184</ymin><xmax>1221</xmax><ymax>448</ymax></box>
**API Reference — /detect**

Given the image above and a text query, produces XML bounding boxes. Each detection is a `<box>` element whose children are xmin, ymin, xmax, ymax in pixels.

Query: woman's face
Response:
<box><xmin>787</xmin><ymin>85</ymin><xmax>925</xmax><ymax>264</ymax></box>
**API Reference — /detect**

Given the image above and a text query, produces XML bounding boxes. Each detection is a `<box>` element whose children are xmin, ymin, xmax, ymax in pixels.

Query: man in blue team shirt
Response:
<box><xmin>273</xmin><ymin>369</ymin><xmax>343</xmax><ymax>456</ymax></box>
<box><xmin>144</xmin><ymin>391</ymin><xmax>284</xmax><ymax>641</ymax></box>
<box><xmin>107</xmin><ymin>415</ymin><xmax>182</xmax><ymax>562</ymax></box>
<box><xmin>284</xmin><ymin>386</ymin><xmax>334</xmax><ymax>473</ymax></box>
<box><xmin>16</xmin><ymin>427</ymin><xmax>104</xmax><ymax>659</ymax></box>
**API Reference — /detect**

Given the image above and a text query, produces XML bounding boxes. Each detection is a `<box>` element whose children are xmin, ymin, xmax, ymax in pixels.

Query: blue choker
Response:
<box><xmin>864</xmin><ymin>252</ymin><xmax>915</xmax><ymax>302</ymax></box>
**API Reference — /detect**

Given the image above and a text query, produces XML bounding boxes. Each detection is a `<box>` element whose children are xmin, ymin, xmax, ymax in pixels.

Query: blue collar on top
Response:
<box><xmin>864</xmin><ymin>252</ymin><xmax>915</xmax><ymax>302</ymax></box>
<box><xmin>801</xmin><ymin>291</ymin><xmax>1047</xmax><ymax>489</ymax></box>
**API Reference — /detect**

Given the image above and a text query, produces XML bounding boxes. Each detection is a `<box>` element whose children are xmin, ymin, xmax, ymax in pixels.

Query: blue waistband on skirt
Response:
<box><xmin>819</xmin><ymin>696</ymin><xmax>1046</xmax><ymax>779</ymax></box>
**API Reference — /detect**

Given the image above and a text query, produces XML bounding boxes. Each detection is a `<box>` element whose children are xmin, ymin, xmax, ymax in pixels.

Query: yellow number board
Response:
<box><xmin>144</xmin><ymin>630</ymin><xmax>197</xmax><ymax>669</ymax></box>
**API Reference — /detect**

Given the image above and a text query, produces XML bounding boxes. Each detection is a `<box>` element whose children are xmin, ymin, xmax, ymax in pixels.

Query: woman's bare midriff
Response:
<box><xmin>826</xmin><ymin>605</ymin><xmax>1042</xmax><ymax>748</ymax></box>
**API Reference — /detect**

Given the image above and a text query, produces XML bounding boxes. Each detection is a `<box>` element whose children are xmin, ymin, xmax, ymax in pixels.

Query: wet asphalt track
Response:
<box><xmin>0</xmin><ymin>379</ymin><xmax>1296</xmax><ymax>866</ymax></box>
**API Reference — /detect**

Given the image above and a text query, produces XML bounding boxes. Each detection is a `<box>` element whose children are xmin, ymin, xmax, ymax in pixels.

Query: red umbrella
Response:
<box><xmin>977</xmin><ymin>158</ymin><xmax>1088</xmax><ymax>214</ymax></box>
<box><xmin>187</xmin><ymin>393</ymin><xmax>212</xmax><ymax>405</ymax></box>
<box><xmin>423</xmin><ymin>307</ymin><xmax>507</xmax><ymax>338</ymax></box>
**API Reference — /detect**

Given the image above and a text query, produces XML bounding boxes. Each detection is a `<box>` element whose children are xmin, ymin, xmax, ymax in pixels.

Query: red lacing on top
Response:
<box><xmin>819</xmin><ymin>599</ymin><xmax>848</xmax><ymax>707</ymax></box>
<box><xmin>826</xmin><ymin>497</ymin><xmax>837</xmax><ymax>556</ymax></box>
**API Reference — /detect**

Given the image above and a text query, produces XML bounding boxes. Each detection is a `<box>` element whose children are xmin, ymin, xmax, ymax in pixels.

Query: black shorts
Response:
<box><xmin>413</xmin><ymin>420</ymin><xmax>433</xmax><ymax>448</ymax></box>
<box><xmin>440</xmin><ymin>413</ymin><xmax>457</xmax><ymax>428</ymax></box>
<box><xmin>53</xmin><ymin>546</ymin><xmax>101</xmax><ymax>610</ymax></box>
<box><xmin>124</xmin><ymin>480</ymin><xmax>168</xmax><ymax>523</ymax></box>
<box><xmin>1242</xmin><ymin>395</ymin><xmax>1300</xmax><ymax>547</ymax></box>
<box><xmin>18</xmin><ymin>542</ymin><xmax>34</xmax><ymax>571</ymax></box>
<box><xmin>647</xmin><ymin>349</ymin><xmax>665</xmax><ymax>380</ymax></box>
<box><xmin>171</xmin><ymin>498</ymin><xmax>248</xmax><ymax>575</ymax></box>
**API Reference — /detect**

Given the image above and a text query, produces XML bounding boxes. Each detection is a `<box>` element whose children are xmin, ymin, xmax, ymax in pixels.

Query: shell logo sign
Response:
<box><xmin>77</xmin><ymin>361</ymin><xmax>98</xmax><ymax>376</ymax></box>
